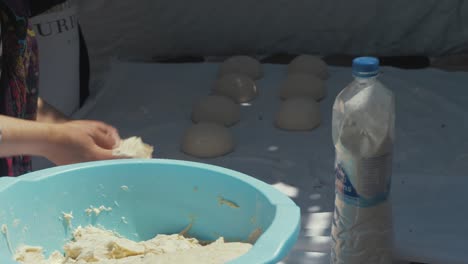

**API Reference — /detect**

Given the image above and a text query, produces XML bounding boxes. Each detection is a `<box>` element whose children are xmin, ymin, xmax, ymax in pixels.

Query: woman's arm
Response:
<box><xmin>0</xmin><ymin>6</ymin><xmax>123</xmax><ymax>167</ymax></box>
<box><xmin>0</xmin><ymin>115</ymin><xmax>52</xmax><ymax>157</ymax></box>
<box><xmin>0</xmin><ymin>114</ymin><xmax>121</xmax><ymax>165</ymax></box>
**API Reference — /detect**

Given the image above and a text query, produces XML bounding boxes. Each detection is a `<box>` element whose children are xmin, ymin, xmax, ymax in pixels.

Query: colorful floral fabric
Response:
<box><xmin>0</xmin><ymin>0</ymin><xmax>39</xmax><ymax>176</ymax></box>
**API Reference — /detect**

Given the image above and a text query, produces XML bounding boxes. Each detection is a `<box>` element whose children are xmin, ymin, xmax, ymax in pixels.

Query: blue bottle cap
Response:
<box><xmin>352</xmin><ymin>57</ymin><xmax>380</xmax><ymax>78</ymax></box>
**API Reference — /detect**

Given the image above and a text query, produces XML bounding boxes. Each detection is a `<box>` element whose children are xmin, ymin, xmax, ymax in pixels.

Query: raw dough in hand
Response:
<box><xmin>218</xmin><ymin>56</ymin><xmax>263</xmax><ymax>80</ymax></box>
<box><xmin>181</xmin><ymin>123</ymin><xmax>234</xmax><ymax>158</ymax></box>
<box><xmin>287</xmin><ymin>55</ymin><xmax>329</xmax><ymax>80</ymax></box>
<box><xmin>280</xmin><ymin>73</ymin><xmax>326</xmax><ymax>101</ymax></box>
<box><xmin>113</xmin><ymin>137</ymin><xmax>154</xmax><ymax>159</ymax></box>
<box><xmin>275</xmin><ymin>97</ymin><xmax>321</xmax><ymax>131</ymax></box>
<box><xmin>192</xmin><ymin>95</ymin><xmax>240</xmax><ymax>127</ymax></box>
<box><xmin>213</xmin><ymin>73</ymin><xmax>257</xmax><ymax>103</ymax></box>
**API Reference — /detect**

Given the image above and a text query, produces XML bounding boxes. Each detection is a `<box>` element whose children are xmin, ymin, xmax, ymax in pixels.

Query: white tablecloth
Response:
<box><xmin>71</xmin><ymin>60</ymin><xmax>468</xmax><ymax>264</ymax></box>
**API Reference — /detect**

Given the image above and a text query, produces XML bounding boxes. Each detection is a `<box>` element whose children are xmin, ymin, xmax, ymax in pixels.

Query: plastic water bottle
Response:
<box><xmin>331</xmin><ymin>57</ymin><xmax>395</xmax><ymax>264</ymax></box>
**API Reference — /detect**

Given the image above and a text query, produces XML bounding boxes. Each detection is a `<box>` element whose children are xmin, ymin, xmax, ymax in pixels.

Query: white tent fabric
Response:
<box><xmin>31</xmin><ymin>4</ymin><xmax>80</xmax><ymax>116</ymax></box>
<box><xmin>72</xmin><ymin>60</ymin><xmax>468</xmax><ymax>264</ymax></box>
<box><xmin>78</xmin><ymin>0</ymin><xmax>468</xmax><ymax>81</ymax></box>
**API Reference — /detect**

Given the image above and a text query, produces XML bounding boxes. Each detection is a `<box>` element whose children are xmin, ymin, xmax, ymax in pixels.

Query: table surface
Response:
<box><xmin>69</xmin><ymin>60</ymin><xmax>468</xmax><ymax>264</ymax></box>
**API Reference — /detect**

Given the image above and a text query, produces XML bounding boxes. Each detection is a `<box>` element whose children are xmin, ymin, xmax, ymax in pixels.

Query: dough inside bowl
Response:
<box><xmin>15</xmin><ymin>226</ymin><xmax>252</xmax><ymax>264</ymax></box>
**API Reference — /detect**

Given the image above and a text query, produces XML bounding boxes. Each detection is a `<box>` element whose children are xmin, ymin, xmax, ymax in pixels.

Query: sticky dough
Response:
<box><xmin>280</xmin><ymin>73</ymin><xmax>326</xmax><ymax>101</ymax></box>
<box><xmin>213</xmin><ymin>73</ymin><xmax>257</xmax><ymax>103</ymax></box>
<box><xmin>287</xmin><ymin>55</ymin><xmax>329</xmax><ymax>80</ymax></box>
<box><xmin>275</xmin><ymin>97</ymin><xmax>321</xmax><ymax>131</ymax></box>
<box><xmin>191</xmin><ymin>95</ymin><xmax>240</xmax><ymax>127</ymax></box>
<box><xmin>218</xmin><ymin>56</ymin><xmax>263</xmax><ymax>80</ymax></box>
<box><xmin>181</xmin><ymin>123</ymin><xmax>234</xmax><ymax>158</ymax></box>
<box><xmin>14</xmin><ymin>226</ymin><xmax>252</xmax><ymax>264</ymax></box>
<box><xmin>113</xmin><ymin>137</ymin><xmax>154</xmax><ymax>159</ymax></box>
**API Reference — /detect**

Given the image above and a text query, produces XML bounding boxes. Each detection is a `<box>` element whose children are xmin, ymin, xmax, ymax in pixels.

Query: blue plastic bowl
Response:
<box><xmin>0</xmin><ymin>159</ymin><xmax>300</xmax><ymax>264</ymax></box>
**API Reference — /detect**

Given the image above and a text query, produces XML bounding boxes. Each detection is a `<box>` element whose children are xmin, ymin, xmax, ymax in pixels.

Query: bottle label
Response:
<box><xmin>334</xmin><ymin>150</ymin><xmax>392</xmax><ymax>207</ymax></box>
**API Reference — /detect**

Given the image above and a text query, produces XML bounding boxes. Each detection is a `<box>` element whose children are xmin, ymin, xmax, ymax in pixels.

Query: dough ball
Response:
<box><xmin>218</xmin><ymin>56</ymin><xmax>263</xmax><ymax>80</ymax></box>
<box><xmin>191</xmin><ymin>95</ymin><xmax>240</xmax><ymax>127</ymax></box>
<box><xmin>181</xmin><ymin>123</ymin><xmax>234</xmax><ymax>158</ymax></box>
<box><xmin>275</xmin><ymin>97</ymin><xmax>321</xmax><ymax>131</ymax></box>
<box><xmin>287</xmin><ymin>55</ymin><xmax>329</xmax><ymax>80</ymax></box>
<box><xmin>113</xmin><ymin>137</ymin><xmax>154</xmax><ymax>159</ymax></box>
<box><xmin>279</xmin><ymin>73</ymin><xmax>326</xmax><ymax>101</ymax></box>
<box><xmin>213</xmin><ymin>73</ymin><xmax>257</xmax><ymax>103</ymax></box>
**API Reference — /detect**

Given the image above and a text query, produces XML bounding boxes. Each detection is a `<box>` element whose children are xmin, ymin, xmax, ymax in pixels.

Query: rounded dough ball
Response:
<box><xmin>275</xmin><ymin>97</ymin><xmax>321</xmax><ymax>131</ymax></box>
<box><xmin>279</xmin><ymin>73</ymin><xmax>326</xmax><ymax>101</ymax></box>
<box><xmin>218</xmin><ymin>56</ymin><xmax>263</xmax><ymax>80</ymax></box>
<box><xmin>288</xmin><ymin>55</ymin><xmax>329</xmax><ymax>80</ymax></box>
<box><xmin>181</xmin><ymin>123</ymin><xmax>234</xmax><ymax>158</ymax></box>
<box><xmin>213</xmin><ymin>73</ymin><xmax>257</xmax><ymax>103</ymax></box>
<box><xmin>192</xmin><ymin>95</ymin><xmax>240</xmax><ymax>127</ymax></box>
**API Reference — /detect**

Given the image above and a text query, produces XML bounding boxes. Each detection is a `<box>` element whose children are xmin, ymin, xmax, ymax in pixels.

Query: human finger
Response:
<box><xmin>90</xmin><ymin>128</ymin><xmax>117</xmax><ymax>150</ymax></box>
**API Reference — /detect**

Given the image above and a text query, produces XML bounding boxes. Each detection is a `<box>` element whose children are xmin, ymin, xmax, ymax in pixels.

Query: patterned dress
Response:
<box><xmin>0</xmin><ymin>0</ymin><xmax>39</xmax><ymax>176</ymax></box>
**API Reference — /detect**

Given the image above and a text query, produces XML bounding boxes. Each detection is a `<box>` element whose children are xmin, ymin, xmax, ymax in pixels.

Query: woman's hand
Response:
<box><xmin>43</xmin><ymin>120</ymin><xmax>122</xmax><ymax>165</ymax></box>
